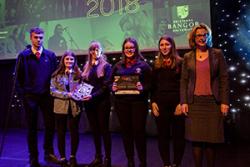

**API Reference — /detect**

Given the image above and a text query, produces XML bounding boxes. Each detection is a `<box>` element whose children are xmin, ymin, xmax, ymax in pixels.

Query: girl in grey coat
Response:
<box><xmin>50</xmin><ymin>50</ymin><xmax>82</xmax><ymax>167</ymax></box>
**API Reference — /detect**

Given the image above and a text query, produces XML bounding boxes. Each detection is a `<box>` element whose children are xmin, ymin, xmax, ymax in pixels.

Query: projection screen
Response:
<box><xmin>0</xmin><ymin>0</ymin><xmax>211</xmax><ymax>59</ymax></box>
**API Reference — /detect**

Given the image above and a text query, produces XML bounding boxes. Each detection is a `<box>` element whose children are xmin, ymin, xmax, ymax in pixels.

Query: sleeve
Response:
<box><xmin>150</xmin><ymin>68</ymin><xmax>157</xmax><ymax>103</ymax></box>
<box><xmin>218</xmin><ymin>49</ymin><xmax>229</xmax><ymax>104</ymax></box>
<box><xmin>51</xmin><ymin>52</ymin><xmax>58</xmax><ymax>73</ymax></box>
<box><xmin>50</xmin><ymin>75</ymin><xmax>70</xmax><ymax>99</ymax></box>
<box><xmin>92</xmin><ymin>63</ymin><xmax>112</xmax><ymax>98</ymax></box>
<box><xmin>14</xmin><ymin>53</ymin><xmax>24</xmax><ymax>96</ymax></box>
<box><xmin>141</xmin><ymin>62</ymin><xmax>152</xmax><ymax>93</ymax></box>
<box><xmin>110</xmin><ymin>63</ymin><xmax>118</xmax><ymax>93</ymax></box>
<box><xmin>180</xmin><ymin>54</ymin><xmax>189</xmax><ymax>104</ymax></box>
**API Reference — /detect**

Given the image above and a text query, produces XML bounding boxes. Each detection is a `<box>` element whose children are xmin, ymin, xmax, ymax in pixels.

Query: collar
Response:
<box><xmin>31</xmin><ymin>46</ymin><xmax>43</xmax><ymax>55</ymax></box>
<box><xmin>65</xmin><ymin>69</ymin><xmax>73</xmax><ymax>75</ymax></box>
<box><xmin>92</xmin><ymin>60</ymin><xmax>99</xmax><ymax>66</ymax></box>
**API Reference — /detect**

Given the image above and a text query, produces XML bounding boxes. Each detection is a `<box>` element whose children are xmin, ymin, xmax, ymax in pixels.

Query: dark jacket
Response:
<box><xmin>112</xmin><ymin>59</ymin><xmax>152</xmax><ymax>100</ymax></box>
<box><xmin>180</xmin><ymin>48</ymin><xmax>229</xmax><ymax>105</ymax></box>
<box><xmin>15</xmin><ymin>47</ymin><xmax>57</xmax><ymax>95</ymax></box>
<box><xmin>50</xmin><ymin>72</ymin><xmax>81</xmax><ymax>116</ymax></box>
<box><xmin>83</xmin><ymin>63</ymin><xmax>112</xmax><ymax>100</ymax></box>
<box><xmin>151</xmin><ymin>60</ymin><xmax>182</xmax><ymax>105</ymax></box>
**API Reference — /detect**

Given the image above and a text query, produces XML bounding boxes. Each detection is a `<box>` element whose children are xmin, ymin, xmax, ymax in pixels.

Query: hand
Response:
<box><xmin>136</xmin><ymin>82</ymin><xmax>143</xmax><ymax>91</ymax></box>
<box><xmin>221</xmin><ymin>104</ymin><xmax>229</xmax><ymax>116</ymax></box>
<box><xmin>181</xmin><ymin>104</ymin><xmax>188</xmax><ymax>116</ymax></box>
<box><xmin>82</xmin><ymin>95</ymin><xmax>92</xmax><ymax>101</ymax></box>
<box><xmin>112</xmin><ymin>82</ymin><xmax>118</xmax><ymax>92</ymax></box>
<box><xmin>151</xmin><ymin>102</ymin><xmax>159</xmax><ymax>117</ymax></box>
<box><xmin>68</xmin><ymin>92</ymin><xmax>72</xmax><ymax>98</ymax></box>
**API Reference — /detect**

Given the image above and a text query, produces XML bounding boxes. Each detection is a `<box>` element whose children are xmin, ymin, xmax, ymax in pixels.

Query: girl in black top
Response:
<box><xmin>82</xmin><ymin>41</ymin><xmax>112</xmax><ymax>167</ymax></box>
<box><xmin>151</xmin><ymin>35</ymin><xmax>185</xmax><ymax>167</ymax></box>
<box><xmin>112</xmin><ymin>37</ymin><xmax>152</xmax><ymax>167</ymax></box>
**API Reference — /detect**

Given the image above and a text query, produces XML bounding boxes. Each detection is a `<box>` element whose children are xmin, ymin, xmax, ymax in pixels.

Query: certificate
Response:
<box><xmin>71</xmin><ymin>82</ymin><xmax>93</xmax><ymax>101</ymax></box>
<box><xmin>114</xmin><ymin>75</ymin><xmax>140</xmax><ymax>95</ymax></box>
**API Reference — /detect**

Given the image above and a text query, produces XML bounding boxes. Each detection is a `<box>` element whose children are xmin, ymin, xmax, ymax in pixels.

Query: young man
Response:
<box><xmin>15</xmin><ymin>27</ymin><xmax>59</xmax><ymax>167</ymax></box>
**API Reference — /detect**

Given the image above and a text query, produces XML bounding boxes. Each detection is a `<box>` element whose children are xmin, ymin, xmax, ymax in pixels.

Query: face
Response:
<box><xmin>30</xmin><ymin>32</ymin><xmax>44</xmax><ymax>50</ymax></box>
<box><xmin>124</xmin><ymin>41</ymin><xmax>135</xmax><ymax>58</ymax></box>
<box><xmin>195</xmin><ymin>28</ymin><xmax>208</xmax><ymax>48</ymax></box>
<box><xmin>90</xmin><ymin>46</ymin><xmax>102</xmax><ymax>60</ymax></box>
<box><xmin>159</xmin><ymin>39</ymin><xmax>172</xmax><ymax>56</ymax></box>
<box><xmin>64</xmin><ymin>55</ymin><xmax>75</xmax><ymax>69</ymax></box>
<box><xmin>56</xmin><ymin>25</ymin><xmax>63</xmax><ymax>34</ymax></box>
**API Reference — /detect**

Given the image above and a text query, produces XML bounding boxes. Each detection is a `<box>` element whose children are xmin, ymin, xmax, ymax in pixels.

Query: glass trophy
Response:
<box><xmin>114</xmin><ymin>75</ymin><xmax>140</xmax><ymax>95</ymax></box>
<box><xmin>71</xmin><ymin>82</ymin><xmax>93</xmax><ymax>101</ymax></box>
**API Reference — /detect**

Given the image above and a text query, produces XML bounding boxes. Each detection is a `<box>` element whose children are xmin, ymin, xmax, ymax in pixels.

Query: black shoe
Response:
<box><xmin>127</xmin><ymin>158</ymin><xmax>135</xmax><ymax>167</ymax></box>
<box><xmin>139</xmin><ymin>162</ymin><xmax>147</xmax><ymax>167</ymax></box>
<box><xmin>69</xmin><ymin>157</ymin><xmax>78</xmax><ymax>167</ymax></box>
<box><xmin>103</xmin><ymin>157</ymin><xmax>111</xmax><ymax>167</ymax></box>
<box><xmin>29</xmin><ymin>158</ymin><xmax>41</xmax><ymax>167</ymax></box>
<box><xmin>88</xmin><ymin>155</ymin><xmax>103</xmax><ymax>167</ymax></box>
<box><xmin>44</xmin><ymin>153</ymin><xmax>60</xmax><ymax>164</ymax></box>
<box><xmin>60</xmin><ymin>159</ymin><xmax>69</xmax><ymax>167</ymax></box>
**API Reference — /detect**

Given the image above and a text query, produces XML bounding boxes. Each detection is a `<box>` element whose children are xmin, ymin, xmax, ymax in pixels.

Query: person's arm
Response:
<box><xmin>150</xmin><ymin>68</ymin><xmax>158</xmax><ymax>103</ymax></box>
<box><xmin>180</xmin><ymin>54</ymin><xmax>189</xmax><ymax>115</ymax></box>
<box><xmin>50</xmin><ymin>75</ymin><xmax>71</xmax><ymax>99</ymax></box>
<box><xmin>139</xmin><ymin>62</ymin><xmax>152</xmax><ymax>92</ymax></box>
<box><xmin>51</xmin><ymin>52</ymin><xmax>58</xmax><ymax>73</ymax></box>
<box><xmin>180</xmin><ymin>54</ymin><xmax>189</xmax><ymax>104</ymax></box>
<box><xmin>111</xmin><ymin>63</ymin><xmax>119</xmax><ymax>92</ymax></box>
<box><xmin>218</xmin><ymin>49</ymin><xmax>229</xmax><ymax>105</ymax></box>
<box><xmin>91</xmin><ymin>63</ymin><xmax>112</xmax><ymax>98</ymax></box>
<box><xmin>218</xmin><ymin>49</ymin><xmax>230</xmax><ymax>115</ymax></box>
<box><xmin>14</xmin><ymin>53</ymin><xmax>24</xmax><ymax>96</ymax></box>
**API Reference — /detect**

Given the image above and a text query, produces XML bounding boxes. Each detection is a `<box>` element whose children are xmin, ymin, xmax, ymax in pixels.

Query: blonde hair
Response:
<box><xmin>188</xmin><ymin>23</ymin><xmax>212</xmax><ymax>49</ymax></box>
<box><xmin>82</xmin><ymin>41</ymin><xmax>108</xmax><ymax>80</ymax></box>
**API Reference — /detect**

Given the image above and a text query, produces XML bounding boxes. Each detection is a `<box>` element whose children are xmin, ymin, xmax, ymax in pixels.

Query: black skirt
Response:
<box><xmin>185</xmin><ymin>95</ymin><xmax>224</xmax><ymax>143</ymax></box>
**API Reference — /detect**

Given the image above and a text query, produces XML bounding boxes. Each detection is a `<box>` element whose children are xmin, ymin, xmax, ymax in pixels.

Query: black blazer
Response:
<box><xmin>180</xmin><ymin>48</ymin><xmax>229</xmax><ymax>105</ymax></box>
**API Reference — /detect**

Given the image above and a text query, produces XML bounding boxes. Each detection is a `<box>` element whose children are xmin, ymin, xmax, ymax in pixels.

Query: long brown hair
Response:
<box><xmin>82</xmin><ymin>41</ymin><xmax>108</xmax><ymax>80</ymax></box>
<box><xmin>51</xmin><ymin>50</ymin><xmax>81</xmax><ymax>78</ymax></box>
<box><xmin>121</xmin><ymin>37</ymin><xmax>144</xmax><ymax>62</ymax></box>
<box><xmin>154</xmin><ymin>35</ymin><xmax>182</xmax><ymax>70</ymax></box>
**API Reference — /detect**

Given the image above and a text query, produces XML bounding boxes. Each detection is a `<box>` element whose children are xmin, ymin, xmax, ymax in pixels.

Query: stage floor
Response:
<box><xmin>0</xmin><ymin>129</ymin><xmax>250</xmax><ymax>167</ymax></box>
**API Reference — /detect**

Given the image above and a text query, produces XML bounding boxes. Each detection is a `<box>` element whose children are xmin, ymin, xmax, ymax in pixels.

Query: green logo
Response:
<box><xmin>177</xmin><ymin>5</ymin><xmax>189</xmax><ymax>19</ymax></box>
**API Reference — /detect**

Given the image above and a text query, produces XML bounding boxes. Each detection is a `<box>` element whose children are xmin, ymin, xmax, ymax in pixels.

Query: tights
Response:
<box><xmin>192</xmin><ymin>142</ymin><xmax>216</xmax><ymax>167</ymax></box>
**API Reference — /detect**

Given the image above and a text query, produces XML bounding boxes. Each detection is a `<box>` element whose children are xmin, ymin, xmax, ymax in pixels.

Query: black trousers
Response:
<box><xmin>23</xmin><ymin>93</ymin><xmax>55</xmax><ymax>159</ymax></box>
<box><xmin>155</xmin><ymin>102</ymin><xmax>185</xmax><ymax>166</ymax></box>
<box><xmin>85</xmin><ymin>97</ymin><xmax>111</xmax><ymax>158</ymax></box>
<box><xmin>114</xmin><ymin>97</ymin><xmax>148</xmax><ymax>164</ymax></box>
<box><xmin>55</xmin><ymin>113</ymin><xmax>80</xmax><ymax>158</ymax></box>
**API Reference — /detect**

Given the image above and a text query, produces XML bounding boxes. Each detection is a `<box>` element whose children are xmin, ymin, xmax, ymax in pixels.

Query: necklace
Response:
<box><xmin>163</xmin><ymin>58</ymin><xmax>172</xmax><ymax>66</ymax></box>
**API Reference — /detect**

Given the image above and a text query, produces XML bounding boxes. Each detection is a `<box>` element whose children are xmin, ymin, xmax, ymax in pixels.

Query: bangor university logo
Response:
<box><xmin>177</xmin><ymin>5</ymin><xmax>189</xmax><ymax>19</ymax></box>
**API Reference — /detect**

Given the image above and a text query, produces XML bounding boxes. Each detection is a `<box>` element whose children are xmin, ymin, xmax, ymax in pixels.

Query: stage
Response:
<box><xmin>0</xmin><ymin>129</ymin><xmax>249</xmax><ymax>167</ymax></box>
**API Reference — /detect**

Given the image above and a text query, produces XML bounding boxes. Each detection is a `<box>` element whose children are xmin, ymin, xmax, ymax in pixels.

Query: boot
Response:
<box><xmin>59</xmin><ymin>158</ymin><xmax>68</xmax><ymax>167</ymax></box>
<box><xmin>139</xmin><ymin>161</ymin><xmax>147</xmax><ymax>167</ymax></box>
<box><xmin>88</xmin><ymin>154</ymin><xmax>102</xmax><ymax>167</ymax></box>
<box><xmin>69</xmin><ymin>157</ymin><xmax>78</xmax><ymax>167</ymax></box>
<box><xmin>103</xmin><ymin>157</ymin><xmax>111</xmax><ymax>167</ymax></box>
<box><xmin>127</xmin><ymin>157</ymin><xmax>135</xmax><ymax>167</ymax></box>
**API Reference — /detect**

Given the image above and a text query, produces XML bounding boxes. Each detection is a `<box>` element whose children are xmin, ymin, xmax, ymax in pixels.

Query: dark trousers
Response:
<box><xmin>85</xmin><ymin>97</ymin><xmax>111</xmax><ymax>158</ymax></box>
<box><xmin>114</xmin><ymin>98</ymin><xmax>148</xmax><ymax>164</ymax></box>
<box><xmin>155</xmin><ymin>102</ymin><xmax>185</xmax><ymax>166</ymax></box>
<box><xmin>23</xmin><ymin>93</ymin><xmax>55</xmax><ymax>159</ymax></box>
<box><xmin>55</xmin><ymin>113</ymin><xmax>80</xmax><ymax>158</ymax></box>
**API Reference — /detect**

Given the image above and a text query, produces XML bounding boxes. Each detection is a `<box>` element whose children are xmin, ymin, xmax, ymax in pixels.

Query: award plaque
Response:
<box><xmin>71</xmin><ymin>82</ymin><xmax>94</xmax><ymax>101</ymax></box>
<box><xmin>114</xmin><ymin>75</ymin><xmax>140</xmax><ymax>95</ymax></box>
